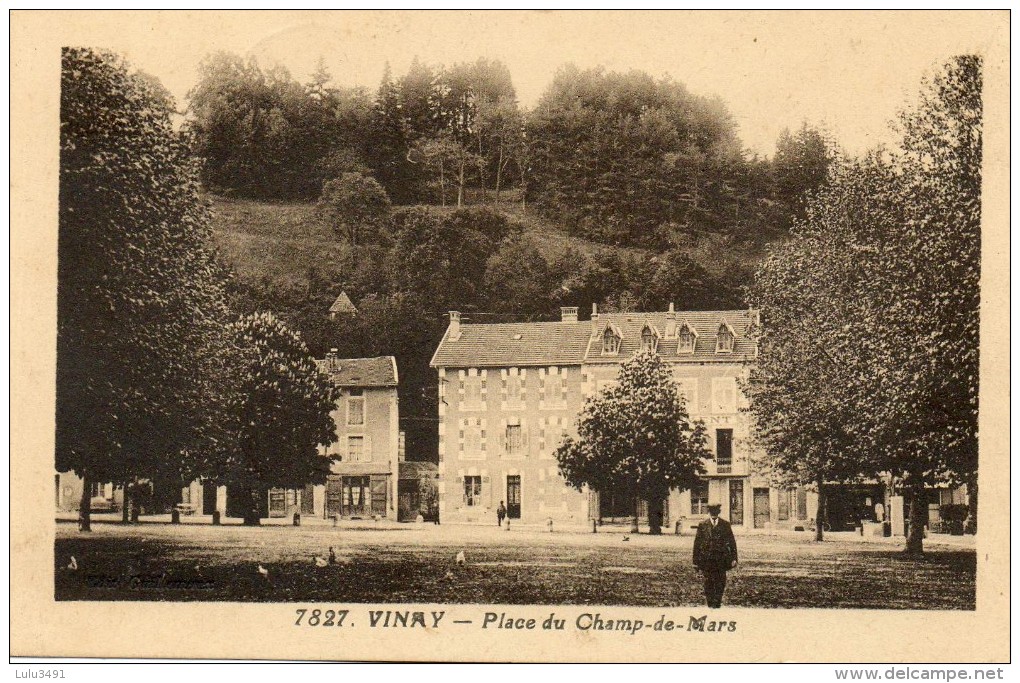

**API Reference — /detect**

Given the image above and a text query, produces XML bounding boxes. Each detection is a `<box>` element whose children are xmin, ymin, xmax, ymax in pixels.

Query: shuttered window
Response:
<box><xmin>464</xmin><ymin>476</ymin><xmax>482</xmax><ymax>506</ymax></box>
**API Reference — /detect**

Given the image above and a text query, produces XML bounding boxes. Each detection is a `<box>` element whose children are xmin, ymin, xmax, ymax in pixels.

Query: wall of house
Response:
<box><xmin>436</xmin><ymin>365</ymin><xmax>592</xmax><ymax>526</ymax></box>
<box><xmin>315</xmin><ymin>386</ymin><xmax>399</xmax><ymax>518</ymax></box>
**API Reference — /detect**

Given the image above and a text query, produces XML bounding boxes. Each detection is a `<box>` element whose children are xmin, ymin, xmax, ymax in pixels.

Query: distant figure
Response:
<box><xmin>497</xmin><ymin>501</ymin><xmax>507</xmax><ymax>527</ymax></box>
<box><xmin>874</xmin><ymin>501</ymin><xmax>885</xmax><ymax>522</ymax></box>
<box><xmin>693</xmin><ymin>503</ymin><xmax>738</xmax><ymax>609</ymax></box>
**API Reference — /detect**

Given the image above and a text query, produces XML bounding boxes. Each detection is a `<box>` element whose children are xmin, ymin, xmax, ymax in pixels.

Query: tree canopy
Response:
<box><xmin>556</xmin><ymin>351</ymin><xmax>709</xmax><ymax>534</ymax></box>
<box><xmin>318</xmin><ymin>172</ymin><xmax>392</xmax><ymax>244</ymax></box>
<box><xmin>213</xmin><ymin>313</ymin><xmax>340</xmax><ymax>525</ymax></box>
<box><xmin>58</xmin><ymin>47</ymin><xmax>231</xmax><ymax>529</ymax></box>
<box><xmin>746</xmin><ymin>55</ymin><xmax>981</xmax><ymax>552</ymax></box>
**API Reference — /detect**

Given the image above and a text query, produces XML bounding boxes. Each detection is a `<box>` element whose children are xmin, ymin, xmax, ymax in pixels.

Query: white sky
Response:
<box><xmin>66</xmin><ymin>10</ymin><xmax>1004</xmax><ymax>156</ymax></box>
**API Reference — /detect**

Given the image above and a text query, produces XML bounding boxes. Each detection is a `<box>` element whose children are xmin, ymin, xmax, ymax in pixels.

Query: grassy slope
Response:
<box><xmin>207</xmin><ymin>195</ymin><xmax>352</xmax><ymax>289</ymax></box>
<box><xmin>207</xmin><ymin>194</ymin><xmax>649</xmax><ymax>290</ymax></box>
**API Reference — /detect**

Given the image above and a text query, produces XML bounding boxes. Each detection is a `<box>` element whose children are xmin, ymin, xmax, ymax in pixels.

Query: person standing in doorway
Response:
<box><xmin>497</xmin><ymin>501</ymin><xmax>507</xmax><ymax>527</ymax></box>
<box><xmin>693</xmin><ymin>503</ymin><xmax>738</xmax><ymax>608</ymax></box>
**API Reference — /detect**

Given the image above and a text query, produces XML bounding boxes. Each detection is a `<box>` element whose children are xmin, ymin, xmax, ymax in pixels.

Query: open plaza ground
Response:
<box><xmin>54</xmin><ymin>516</ymin><xmax>975</xmax><ymax>609</ymax></box>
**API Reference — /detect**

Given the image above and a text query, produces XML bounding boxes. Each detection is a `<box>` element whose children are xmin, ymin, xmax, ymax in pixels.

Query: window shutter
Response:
<box><xmin>363</xmin><ymin>435</ymin><xmax>373</xmax><ymax>462</ymax></box>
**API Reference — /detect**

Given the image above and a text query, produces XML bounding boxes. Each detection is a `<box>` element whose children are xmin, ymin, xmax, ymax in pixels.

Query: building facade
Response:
<box><xmin>312</xmin><ymin>353</ymin><xmax>401</xmax><ymax>520</ymax></box>
<box><xmin>431</xmin><ymin>305</ymin><xmax>820</xmax><ymax>531</ymax></box>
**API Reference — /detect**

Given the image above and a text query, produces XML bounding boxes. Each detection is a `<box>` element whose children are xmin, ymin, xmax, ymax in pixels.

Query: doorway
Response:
<box><xmin>301</xmin><ymin>484</ymin><xmax>315</xmax><ymax>515</ymax></box>
<box><xmin>506</xmin><ymin>475</ymin><xmax>521</xmax><ymax>519</ymax></box>
<box><xmin>729</xmin><ymin>480</ymin><xmax>744</xmax><ymax>525</ymax></box>
<box><xmin>325</xmin><ymin>477</ymin><xmax>342</xmax><ymax>518</ymax></box>
<box><xmin>753</xmin><ymin>487</ymin><xmax>771</xmax><ymax>528</ymax></box>
<box><xmin>202</xmin><ymin>482</ymin><xmax>218</xmax><ymax>515</ymax></box>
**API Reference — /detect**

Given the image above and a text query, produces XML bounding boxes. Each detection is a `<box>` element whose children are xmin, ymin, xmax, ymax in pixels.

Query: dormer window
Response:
<box><xmin>640</xmin><ymin>325</ymin><xmax>658</xmax><ymax>353</ymax></box>
<box><xmin>716</xmin><ymin>323</ymin><xmax>734</xmax><ymax>353</ymax></box>
<box><xmin>677</xmin><ymin>323</ymin><xmax>697</xmax><ymax>354</ymax></box>
<box><xmin>602</xmin><ymin>327</ymin><xmax>621</xmax><ymax>355</ymax></box>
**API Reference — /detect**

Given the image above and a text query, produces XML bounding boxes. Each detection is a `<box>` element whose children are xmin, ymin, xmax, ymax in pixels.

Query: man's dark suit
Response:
<box><xmin>692</xmin><ymin>516</ymin><xmax>738</xmax><ymax>608</ymax></box>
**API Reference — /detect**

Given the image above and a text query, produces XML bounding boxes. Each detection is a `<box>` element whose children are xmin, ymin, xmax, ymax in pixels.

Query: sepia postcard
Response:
<box><xmin>10</xmin><ymin>10</ymin><xmax>1010</xmax><ymax>663</ymax></box>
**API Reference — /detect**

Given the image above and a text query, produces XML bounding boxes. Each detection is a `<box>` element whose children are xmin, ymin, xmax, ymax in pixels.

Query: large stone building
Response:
<box><xmin>430</xmin><ymin>305</ymin><xmax>818</xmax><ymax>531</ymax></box>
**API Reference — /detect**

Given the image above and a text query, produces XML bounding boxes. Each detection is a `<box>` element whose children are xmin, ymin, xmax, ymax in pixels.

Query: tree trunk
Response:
<box><xmin>477</xmin><ymin>131</ymin><xmax>486</xmax><ymax>203</ymax></box>
<box><xmin>814</xmin><ymin>472</ymin><xmax>825</xmax><ymax>542</ymax></box>
<box><xmin>905</xmin><ymin>467</ymin><xmax>927</xmax><ymax>555</ymax></box>
<box><xmin>630</xmin><ymin>496</ymin><xmax>640</xmax><ymax>534</ymax></box>
<box><xmin>495</xmin><ymin>146</ymin><xmax>505</xmax><ymax>204</ymax></box>
<box><xmin>438</xmin><ymin>157</ymin><xmax>446</xmax><ymax>207</ymax></box>
<box><xmin>243</xmin><ymin>486</ymin><xmax>262</xmax><ymax>526</ymax></box>
<box><xmin>965</xmin><ymin>473</ymin><xmax>978</xmax><ymax>535</ymax></box>
<box><xmin>122</xmin><ymin>479</ymin><xmax>131</xmax><ymax>523</ymax></box>
<box><xmin>457</xmin><ymin>155</ymin><xmax>466</xmax><ymax>208</ymax></box>
<box><xmin>78</xmin><ymin>473</ymin><xmax>92</xmax><ymax>532</ymax></box>
<box><xmin>648</xmin><ymin>495</ymin><xmax>663</xmax><ymax>535</ymax></box>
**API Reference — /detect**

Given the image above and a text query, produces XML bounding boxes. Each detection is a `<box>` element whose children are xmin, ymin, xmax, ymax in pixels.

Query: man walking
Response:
<box><xmin>693</xmin><ymin>503</ymin><xmax>738</xmax><ymax>608</ymax></box>
<box><xmin>496</xmin><ymin>501</ymin><xmax>507</xmax><ymax>527</ymax></box>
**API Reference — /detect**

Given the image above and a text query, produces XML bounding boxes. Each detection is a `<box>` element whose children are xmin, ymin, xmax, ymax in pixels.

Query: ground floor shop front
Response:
<box><xmin>56</xmin><ymin>471</ymin><xmax>396</xmax><ymax>521</ymax></box>
<box><xmin>437</xmin><ymin>464</ymin><xmax>822</xmax><ymax>532</ymax></box>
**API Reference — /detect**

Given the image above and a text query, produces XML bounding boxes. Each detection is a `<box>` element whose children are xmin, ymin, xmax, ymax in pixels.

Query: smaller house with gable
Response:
<box><xmin>313</xmin><ymin>352</ymin><xmax>400</xmax><ymax>520</ymax></box>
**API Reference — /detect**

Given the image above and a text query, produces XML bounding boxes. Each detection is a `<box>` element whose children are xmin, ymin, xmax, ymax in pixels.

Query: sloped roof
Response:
<box><xmin>316</xmin><ymin>355</ymin><xmax>398</xmax><ymax>387</ymax></box>
<box><xmin>584</xmin><ymin>310</ymin><xmax>757</xmax><ymax>362</ymax></box>
<box><xmin>430</xmin><ymin>310</ymin><xmax>757</xmax><ymax>368</ymax></box>
<box><xmin>431</xmin><ymin>321</ymin><xmax>592</xmax><ymax>368</ymax></box>
<box><xmin>329</xmin><ymin>291</ymin><xmax>358</xmax><ymax>314</ymax></box>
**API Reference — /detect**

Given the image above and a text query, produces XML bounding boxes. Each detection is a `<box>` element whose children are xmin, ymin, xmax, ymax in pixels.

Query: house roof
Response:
<box><xmin>316</xmin><ymin>355</ymin><xmax>398</xmax><ymax>387</ymax></box>
<box><xmin>329</xmin><ymin>291</ymin><xmax>358</xmax><ymax>314</ymax></box>
<box><xmin>584</xmin><ymin>310</ymin><xmax>757</xmax><ymax>363</ymax></box>
<box><xmin>430</xmin><ymin>321</ymin><xmax>593</xmax><ymax>368</ymax></box>
<box><xmin>430</xmin><ymin>309</ymin><xmax>757</xmax><ymax>368</ymax></box>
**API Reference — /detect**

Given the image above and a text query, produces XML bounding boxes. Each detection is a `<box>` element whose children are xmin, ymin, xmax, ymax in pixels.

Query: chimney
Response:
<box><xmin>665</xmin><ymin>302</ymin><xmax>677</xmax><ymax>338</ymax></box>
<box><xmin>561</xmin><ymin>306</ymin><xmax>578</xmax><ymax>323</ymax></box>
<box><xmin>590</xmin><ymin>303</ymin><xmax>600</xmax><ymax>335</ymax></box>
<box><xmin>326</xmin><ymin>348</ymin><xmax>339</xmax><ymax>372</ymax></box>
<box><xmin>448</xmin><ymin>311</ymin><xmax>462</xmax><ymax>341</ymax></box>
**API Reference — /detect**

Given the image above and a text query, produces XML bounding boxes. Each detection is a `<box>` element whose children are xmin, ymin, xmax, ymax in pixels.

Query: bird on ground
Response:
<box><xmin>314</xmin><ymin>556</ymin><xmax>328</xmax><ymax>568</ymax></box>
<box><xmin>328</xmin><ymin>547</ymin><xmax>337</xmax><ymax>565</ymax></box>
<box><xmin>622</xmin><ymin>536</ymin><xmax>630</xmax><ymax>542</ymax></box>
<box><xmin>67</xmin><ymin>556</ymin><xmax>78</xmax><ymax>571</ymax></box>
<box><xmin>455</xmin><ymin>550</ymin><xmax>466</xmax><ymax>566</ymax></box>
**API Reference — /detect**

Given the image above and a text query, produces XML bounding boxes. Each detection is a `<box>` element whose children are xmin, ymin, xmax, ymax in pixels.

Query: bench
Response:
<box><xmin>175</xmin><ymin>503</ymin><xmax>197</xmax><ymax>516</ymax></box>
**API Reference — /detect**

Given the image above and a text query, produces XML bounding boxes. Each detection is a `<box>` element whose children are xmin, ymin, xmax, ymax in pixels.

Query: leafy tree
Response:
<box><xmin>408</xmin><ymin>134</ymin><xmax>478</xmax><ymax>207</ymax></box>
<box><xmin>527</xmin><ymin>65</ymin><xmax>748</xmax><ymax>247</ymax></box>
<box><xmin>58</xmin><ymin>48</ymin><xmax>230</xmax><ymax>530</ymax></box>
<box><xmin>477</xmin><ymin>96</ymin><xmax>526</xmax><ymax>203</ymax></box>
<box><xmin>746</xmin><ymin>56</ymin><xmax>981</xmax><ymax>553</ymax></box>
<box><xmin>876</xmin><ymin>55</ymin><xmax>981</xmax><ymax>550</ymax></box>
<box><xmin>556</xmin><ymin>352</ymin><xmax>709</xmax><ymax>534</ymax></box>
<box><xmin>483</xmin><ymin>236</ymin><xmax>554</xmax><ymax>315</ymax></box>
<box><xmin>384</xmin><ymin>207</ymin><xmax>497</xmax><ymax>310</ymax></box>
<box><xmin>399</xmin><ymin>57</ymin><xmax>445</xmax><ymax>143</ymax></box>
<box><xmin>366</xmin><ymin>63</ymin><xmax>414</xmax><ymax>203</ymax></box>
<box><xmin>744</xmin><ymin>161</ymin><xmax>897</xmax><ymax>540</ymax></box>
<box><xmin>187</xmin><ymin>52</ymin><xmax>372</xmax><ymax>199</ymax></box>
<box><xmin>213</xmin><ymin>313</ymin><xmax>340</xmax><ymax>525</ymax></box>
<box><xmin>638</xmin><ymin>249</ymin><xmax>717</xmax><ymax>311</ymax></box>
<box><xmin>770</xmin><ymin>122</ymin><xmax>836</xmax><ymax>231</ymax></box>
<box><xmin>442</xmin><ymin>58</ymin><xmax>518</xmax><ymax>200</ymax></box>
<box><xmin>318</xmin><ymin>172</ymin><xmax>392</xmax><ymax>244</ymax></box>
